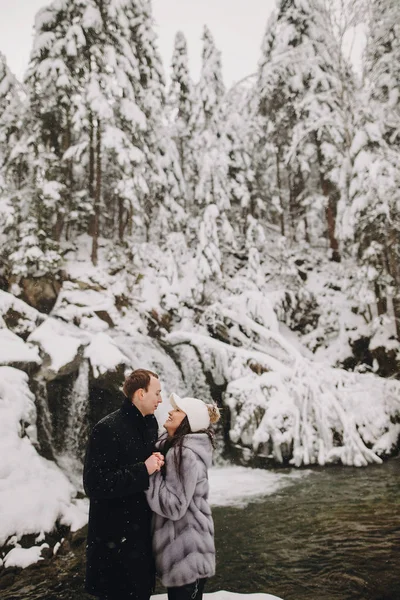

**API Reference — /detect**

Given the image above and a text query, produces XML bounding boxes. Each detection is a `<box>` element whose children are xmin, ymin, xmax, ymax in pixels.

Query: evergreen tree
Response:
<box><xmin>0</xmin><ymin>53</ymin><xmax>25</xmax><ymax>277</ymax></box>
<box><xmin>255</xmin><ymin>0</ymin><xmax>356</xmax><ymax>259</ymax></box>
<box><xmin>220</xmin><ymin>81</ymin><xmax>259</xmax><ymax>244</ymax></box>
<box><xmin>5</xmin><ymin>0</ymin><xmax>185</xmax><ymax>273</ymax></box>
<box><xmin>0</xmin><ymin>52</ymin><xmax>23</xmax><ymax>172</ymax></box>
<box><xmin>190</xmin><ymin>26</ymin><xmax>230</xmax><ymax>219</ymax></box>
<box><xmin>195</xmin><ymin>203</ymin><xmax>221</xmax><ymax>287</ymax></box>
<box><xmin>120</xmin><ymin>0</ymin><xmax>186</xmax><ymax>242</ymax></box>
<box><xmin>168</xmin><ymin>31</ymin><xmax>194</xmax><ymax>187</ymax></box>
<box><xmin>192</xmin><ymin>25</ymin><xmax>225</xmax><ymax>130</ymax></box>
<box><xmin>247</xmin><ymin>246</ymin><xmax>264</xmax><ymax>289</ymax></box>
<box><xmin>348</xmin><ymin>0</ymin><xmax>400</xmax><ymax>336</ymax></box>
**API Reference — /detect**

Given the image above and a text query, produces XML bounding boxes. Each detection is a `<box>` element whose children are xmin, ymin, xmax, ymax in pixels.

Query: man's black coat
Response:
<box><xmin>83</xmin><ymin>398</ymin><xmax>158</xmax><ymax>599</ymax></box>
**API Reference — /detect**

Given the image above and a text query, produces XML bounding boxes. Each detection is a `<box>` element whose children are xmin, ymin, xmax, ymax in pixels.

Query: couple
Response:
<box><xmin>83</xmin><ymin>368</ymin><xmax>220</xmax><ymax>600</ymax></box>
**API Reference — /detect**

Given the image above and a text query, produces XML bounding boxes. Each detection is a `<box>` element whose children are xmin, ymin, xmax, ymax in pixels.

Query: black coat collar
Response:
<box><xmin>121</xmin><ymin>397</ymin><xmax>145</xmax><ymax>423</ymax></box>
<box><xmin>120</xmin><ymin>397</ymin><xmax>157</xmax><ymax>429</ymax></box>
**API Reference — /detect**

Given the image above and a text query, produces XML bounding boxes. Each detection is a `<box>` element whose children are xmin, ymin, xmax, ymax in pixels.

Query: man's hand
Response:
<box><xmin>145</xmin><ymin>452</ymin><xmax>164</xmax><ymax>475</ymax></box>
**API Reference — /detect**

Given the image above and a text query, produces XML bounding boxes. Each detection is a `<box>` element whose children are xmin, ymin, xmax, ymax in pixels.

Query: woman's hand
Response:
<box><xmin>145</xmin><ymin>452</ymin><xmax>164</xmax><ymax>475</ymax></box>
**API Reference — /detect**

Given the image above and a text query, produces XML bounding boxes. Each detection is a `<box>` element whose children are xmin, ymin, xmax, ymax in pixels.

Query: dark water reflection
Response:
<box><xmin>209</xmin><ymin>457</ymin><xmax>400</xmax><ymax>600</ymax></box>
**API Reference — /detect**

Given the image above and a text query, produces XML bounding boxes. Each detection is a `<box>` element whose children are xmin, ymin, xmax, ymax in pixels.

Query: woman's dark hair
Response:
<box><xmin>160</xmin><ymin>417</ymin><xmax>216</xmax><ymax>479</ymax></box>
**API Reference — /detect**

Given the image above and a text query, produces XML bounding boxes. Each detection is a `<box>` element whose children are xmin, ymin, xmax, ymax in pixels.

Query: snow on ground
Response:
<box><xmin>209</xmin><ymin>465</ymin><xmax>312</xmax><ymax>508</ymax></box>
<box><xmin>152</xmin><ymin>592</ymin><xmax>283</xmax><ymax>600</ymax></box>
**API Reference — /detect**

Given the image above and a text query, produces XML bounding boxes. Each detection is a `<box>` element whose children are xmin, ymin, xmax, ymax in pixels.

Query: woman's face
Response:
<box><xmin>164</xmin><ymin>408</ymin><xmax>186</xmax><ymax>436</ymax></box>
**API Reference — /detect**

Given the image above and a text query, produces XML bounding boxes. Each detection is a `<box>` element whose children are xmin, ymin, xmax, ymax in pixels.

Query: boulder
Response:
<box><xmin>27</xmin><ymin>318</ymin><xmax>89</xmax><ymax>381</ymax></box>
<box><xmin>0</xmin><ymin>291</ymin><xmax>44</xmax><ymax>340</ymax></box>
<box><xmin>18</xmin><ymin>276</ymin><xmax>62</xmax><ymax>314</ymax></box>
<box><xmin>0</xmin><ymin>329</ymin><xmax>41</xmax><ymax>374</ymax></box>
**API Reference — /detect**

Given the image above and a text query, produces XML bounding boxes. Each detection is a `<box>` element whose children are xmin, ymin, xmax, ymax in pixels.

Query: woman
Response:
<box><xmin>145</xmin><ymin>392</ymin><xmax>220</xmax><ymax>600</ymax></box>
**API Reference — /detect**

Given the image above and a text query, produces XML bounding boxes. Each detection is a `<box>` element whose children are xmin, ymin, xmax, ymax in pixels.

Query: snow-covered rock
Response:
<box><xmin>3</xmin><ymin>544</ymin><xmax>50</xmax><ymax>569</ymax></box>
<box><xmin>28</xmin><ymin>317</ymin><xmax>89</xmax><ymax>379</ymax></box>
<box><xmin>84</xmin><ymin>332</ymin><xmax>129</xmax><ymax>378</ymax></box>
<box><xmin>51</xmin><ymin>283</ymin><xmax>121</xmax><ymax>332</ymax></box>
<box><xmin>0</xmin><ymin>367</ymin><xmax>84</xmax><ymax>548</ymax></box>
<box><xmin>0</xmin><ymin>289</ymin><xmax>44</xmax><ymax>338</ymax></box>
<box><xmin>0</xmin><ymin>329</ymin><xmax>41</xmax><ymax>369</ymax></box>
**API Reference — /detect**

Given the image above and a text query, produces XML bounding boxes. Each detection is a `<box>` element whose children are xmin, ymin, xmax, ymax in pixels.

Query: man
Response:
<box><xmin>83</xmin><ymin>368</ymin><xmax>164</xmax><ymax>600</ymax></box>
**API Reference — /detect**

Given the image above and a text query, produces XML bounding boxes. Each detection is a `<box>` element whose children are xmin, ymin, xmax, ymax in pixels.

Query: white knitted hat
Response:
<box><xmin>169</xmin><ymin>392</ymin><xmax>210</xmax><ymax>432</ymax></box>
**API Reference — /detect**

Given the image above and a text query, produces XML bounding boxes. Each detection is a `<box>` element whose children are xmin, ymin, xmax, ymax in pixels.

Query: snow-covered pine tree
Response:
<box><xmin>255</xmin><ymin>0</ymin><xmax>356</xmax><ymax>258</ymax></box>
<box><xmin>195</xmin><ymin>203</ymin><xmax>221</xmax><ymax>292</ymax></box>
<box><xmin>83</xmin><ymin>0</ymin><xmax>184</xmax><ymax>257</ymax></box>
<box><xmin>192</xmin><ymin>25</ymin><xmax>225</xmax><ymax>131</ymax></box>
<box><xmin>7</xmin><ymin>0</ymin><xmax>185</xmax><ymax>272</ymax></box>
<box><xmin>252</xmin><ymin>10</ymin><xmax>287</xmax><ymax>234</ymax></box>
<box><xmin>90</xmin><ymin>0</ymin><xmax>154</xmax><ymax>253</ymax></box>
<box><xmin>4</xmin><ymin>1</ymin><xmax>75</xmax><ymax>278</ymax></box>
<box><xmin>0</xmin><ymin>53</ymin><xmax>25</xmax><ymax>279</ymax></box>
<box><xmin>256</xmin><ymin>5</ymin><xmax>305</xmax><ymax>239</ymax></box>
<box><xmin>220</xmin><ymin>81</ymin><xmax>257</xmax><ymax>243</ymax></box>
<box><xmin>119</xmin><ymin>0</ymin><xmax>186</xmax><ymax>243</ymax></box>
<box><xmin>0</xmin><ymin>53</ymin><xmax>23</xmax><ymax>170</ymax></box>
<box><xmin>188</xmin><ymin>24</ymin><xmax>236</xmax><ymax>256</ymax></box>
<box><xmin>347</xmin><ymin>0</ymin><xmax>400</xmax><ymax>337</ymax></box>
<box><xmin>246</xmin><ymin>246</ymin><xmax>264</xmax><ymax>289</ymax></box>
<box><xmin>168</xmin><ymin>31</ymin><xmax>195</xmax><ymax>189</ymax></box>
<box><xmin>26</xmin><ymin>0</ymin><xmax>93</xmax><ymax>245</ymax></box>
<box><xmin>288</xmin><ymin>0</ymin><xmax>359</xmax><ymax>263</ymax></box>
<box><xmin>8</xmin><ymin>0</ymin><xmax>103</xmax><ymax>271</ymax></box>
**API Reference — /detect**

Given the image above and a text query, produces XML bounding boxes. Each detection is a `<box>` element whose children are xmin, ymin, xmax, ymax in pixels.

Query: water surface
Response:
<box><xmin>209</xmin><ymin>458</ymin><xmax>400</xmax><ymax>600</ymax></box>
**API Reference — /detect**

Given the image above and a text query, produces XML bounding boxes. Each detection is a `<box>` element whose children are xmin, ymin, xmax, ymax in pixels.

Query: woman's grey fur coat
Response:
<box><xmin>145</xmin><ymin>432</ymin><xmax>216</xmax><ymax>587</ymax></box>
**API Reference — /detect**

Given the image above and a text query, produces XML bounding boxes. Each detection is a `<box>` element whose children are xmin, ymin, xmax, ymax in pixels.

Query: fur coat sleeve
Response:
<box><xmin>146</xmin><ymin>446</ymin><xmax>199</xmax><ymax>521</ymax></box>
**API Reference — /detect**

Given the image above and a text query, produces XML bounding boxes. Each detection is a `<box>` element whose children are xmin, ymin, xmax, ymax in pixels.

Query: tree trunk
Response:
<box><xmin>276</xmin><ymin>152</ymin><xmax>285</xmax><ymax>237</ymax></box>
<box><xmin>54</xmin><ymin>117</ymin><xmax>73</xmax><ymax>242</ymax></box>
<box><xmin>374</xmin><ymin>281</ymin><xmax>387</xmax><ymax>316</ymax></box>
<box><xmin>53</xmin><ymin>213</ymin><xmax>65</xmax><ymax>243</ymax></box>
<box><xmin>288</xmin><ymin>167</ymin><xmax>305</xmax><ymax>241</ymax></box>
<box><xmin>393</xmin><ymin>297</ymin><xmax>400</xmax><ymax>340</ymax></box>
<box><xmin>65</xmin><ymin>112</ymin><xmax>74</xmax><ymax>242</ymax></box>
<box><xmin>88</xmin><ymin>111</ymin><xmax>95</xmax><ymax>236</ymax></box>
<box><xmin>91</xmin><ymin>123</ymin><xmax>101</xmax><ymax>266</ymax></box>
<box><xmin>118</xmin><ymin>198</ymin><xmax>130</xmax><ymax>242</ymax></box>
<box><xmin>304</xmin><ymin>216</ymin><xmax>310</xmax><ymax>244</ymax></box>
<box><xmin>315</xmin><ymin>134</ymin><xmax>341</xmax><ymax>262</ymax></box>
<box><xmin>325</xmin><ymin>199</ymin><xmax>341</xmax><ymax>262</ymax></box>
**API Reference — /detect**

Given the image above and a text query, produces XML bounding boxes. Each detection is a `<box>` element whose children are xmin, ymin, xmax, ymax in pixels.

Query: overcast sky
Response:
<box><xmin>0</xmin><ymin>0</ymin><xmax>276</xmax><ymax>88</ymax></box>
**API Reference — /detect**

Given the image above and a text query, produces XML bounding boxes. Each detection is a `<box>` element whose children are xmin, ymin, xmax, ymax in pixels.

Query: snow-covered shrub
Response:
<box><xmin>166</xmin><ymin>318</ymin><xmax>400</xmax><ymax>467</ymax></box>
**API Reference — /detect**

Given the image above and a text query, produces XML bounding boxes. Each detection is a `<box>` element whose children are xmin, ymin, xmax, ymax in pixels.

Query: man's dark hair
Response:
<box><xmin>123</xmin><ymin>369</ymin><xmax>159</xmax><ymax>400</ymax></box>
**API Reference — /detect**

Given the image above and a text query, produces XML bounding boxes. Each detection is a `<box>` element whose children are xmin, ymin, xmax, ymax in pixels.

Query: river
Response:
<box><xmin>2</xmin><ymin>458</ymin><xmax>399</xmax><ymax>600</ymax></box>
<box><xmin>209</xmin><ymin>457</ymin><xmax>400</xmax><ymax>600</ymax></box>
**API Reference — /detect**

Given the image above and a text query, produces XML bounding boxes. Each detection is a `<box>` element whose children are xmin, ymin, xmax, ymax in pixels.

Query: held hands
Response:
<box><xmin>145</xmin><ymin>452</ymin><xmax>165</xmax><ymax>475</ymax></box>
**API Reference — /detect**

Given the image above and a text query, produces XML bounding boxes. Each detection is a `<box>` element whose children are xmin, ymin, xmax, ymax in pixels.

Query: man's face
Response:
<box><xmin>140</xmin><ymin>376</ymin><xmax>162</xmax><ymax>415</ymax></box>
